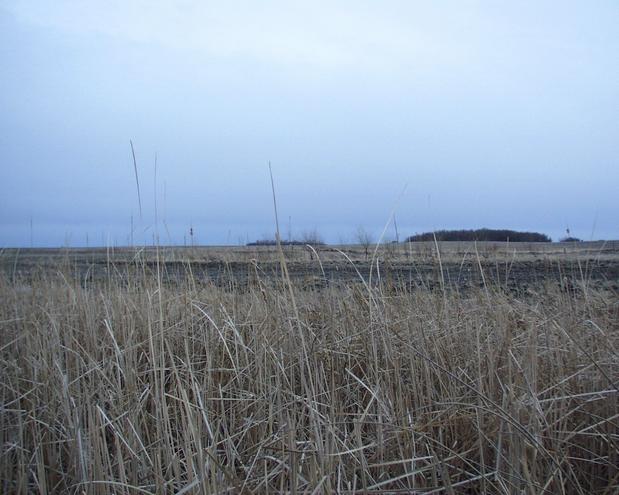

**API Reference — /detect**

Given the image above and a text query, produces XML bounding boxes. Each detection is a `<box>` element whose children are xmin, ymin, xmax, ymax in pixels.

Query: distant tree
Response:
<box><xmin>301</xmin><ymin>229</ymin><xmax>325</xmax><ymax>246</ymax></box>
<box><xmin>560</xmin><ymin>228</ymin><xmax>581</xmax><ymax>242</ymax></box>
<box><xmin>406</xmin><ymin>228</ymin><xmax>551</xmax><ymax>243</ymax></box>
<box><xmin>356</xmin><ymin>227</ymin><xmax>374</xmax><ymax>260</ymax></box>
<box><xmin>247</xmin><ymin>239</ymin><xmax>309</xmax><ymax>246</ymax></box>
<box><xmin>246</xmin><ymin>239</ymin><xmax>277</xmax><ymax>246</ymax></box>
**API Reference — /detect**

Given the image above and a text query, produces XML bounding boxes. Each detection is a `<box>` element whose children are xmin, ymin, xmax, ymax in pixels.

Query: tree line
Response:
<box><xmin>406</xmin><ymin>229</ymin><xmax>551</xmax><ymax>242</ymax></box>
<box><xmin>248</xmin><ymin>228</ymin><xmax>556</xmax><ymax>246</ymax></box>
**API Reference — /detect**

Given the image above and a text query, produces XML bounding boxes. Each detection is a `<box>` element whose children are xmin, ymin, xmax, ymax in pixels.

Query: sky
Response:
<box><xmin>1</xmin><ymin>0</ymin><xmax>618</xmax><ymax>246</ymax></box>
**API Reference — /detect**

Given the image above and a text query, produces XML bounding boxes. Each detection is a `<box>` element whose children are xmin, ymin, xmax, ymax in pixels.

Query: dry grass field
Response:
<box><xmin>1</xmin><ymin>242</ymin><xmax>618</xmax><ymax>493</ymax></box>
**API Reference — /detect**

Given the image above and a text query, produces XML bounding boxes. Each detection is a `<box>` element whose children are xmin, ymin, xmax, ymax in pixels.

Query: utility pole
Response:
<box><xmin>393</xmin><ymin>214</ymin><xmax>400</xmax><ymax>243</ymax></box>
<box><xmin>288</xmin><ymin>216</ymin><xmax>292</xmax><ymax>243</ymax></box>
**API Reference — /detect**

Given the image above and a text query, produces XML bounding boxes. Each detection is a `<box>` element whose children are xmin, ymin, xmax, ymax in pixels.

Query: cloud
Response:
<box><xmin>6</xmin><ymin>1</ymin><xmax>468</xmax><ymax>73</ymax></box>
<box><xmin>2</xmin><ymin>1</ymin><xmax>618</xmax><ymax>246</ymax></box>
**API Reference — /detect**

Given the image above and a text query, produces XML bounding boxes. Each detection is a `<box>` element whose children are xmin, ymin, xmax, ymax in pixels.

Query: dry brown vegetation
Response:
<box><xmin>1</xmin><ymin>245</ymin><xmax>618</xmax><ymax>493</ymax></box>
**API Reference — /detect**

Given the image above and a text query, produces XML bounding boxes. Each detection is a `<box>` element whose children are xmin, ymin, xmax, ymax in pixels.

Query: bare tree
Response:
<box><xmin>301</xmin><ymin>228</ymin><xmax>324</xmax><ymax>261</ymax></box>
<box><xmin>301</xmin><ymin>228</ymin><xmax>324</xmax><ymax>246</ymax></box>
<box><xmin>356</xmin><ymin>227</ymin><xmax>374</xmax><ymax>261</ymax></box>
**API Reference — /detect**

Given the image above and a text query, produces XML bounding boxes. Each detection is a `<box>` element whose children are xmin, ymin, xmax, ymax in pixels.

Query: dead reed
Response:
<box><xmin>0</xmin><ymin>255</ymin><xmax>617</xmax><ymax>493</ymax></box>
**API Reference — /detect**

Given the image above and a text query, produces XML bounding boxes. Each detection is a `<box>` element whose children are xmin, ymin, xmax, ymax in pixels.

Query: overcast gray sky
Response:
<box><xmin>1</xmin><ymin>1</ymin><xmax>617</xmax><ymax>246</ymax></box>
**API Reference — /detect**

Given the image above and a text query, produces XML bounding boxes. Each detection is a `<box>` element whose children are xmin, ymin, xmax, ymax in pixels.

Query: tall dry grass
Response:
<box><xmin>0</xmin><ymin>256</ymin><xmax>617</xmax><ymax>494</ymax></box>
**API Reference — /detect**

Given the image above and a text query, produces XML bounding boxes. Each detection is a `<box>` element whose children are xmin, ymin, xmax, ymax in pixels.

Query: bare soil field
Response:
<box><xmin>3</xmin><ymin>241</ymin><xmax>619</xmax><ymax>293</ymax></box>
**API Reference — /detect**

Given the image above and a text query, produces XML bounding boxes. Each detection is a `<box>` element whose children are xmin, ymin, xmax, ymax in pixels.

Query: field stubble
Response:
<box><xmin>0</xmin><ymin>242</ymin><xmax>618</xmax><ymax>493</ymax></box>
